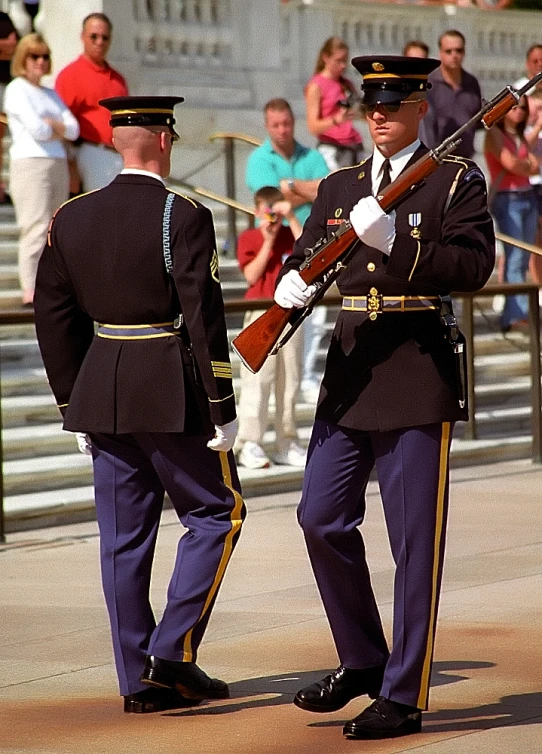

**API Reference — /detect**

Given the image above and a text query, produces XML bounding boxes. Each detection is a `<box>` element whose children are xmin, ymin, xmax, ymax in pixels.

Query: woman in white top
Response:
<box><xmin>5</xmin><ymin>33</ymin><xmax>79</xmax><ymax>305</ymax></box>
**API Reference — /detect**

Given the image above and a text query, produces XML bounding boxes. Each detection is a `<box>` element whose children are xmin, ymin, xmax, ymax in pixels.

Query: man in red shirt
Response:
<box><xmin>55</xmin><ymin>12</ymin><xmax>128</xmax><ymax>192</ymax></box>
<box><xmin>235</xmin><ymin>186</ymin><xmax>307</xmax><ymax>469</ymax></box>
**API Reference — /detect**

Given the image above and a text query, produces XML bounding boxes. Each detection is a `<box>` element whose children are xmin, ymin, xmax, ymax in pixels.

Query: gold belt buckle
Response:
<box><xmin>367</xmin><ymin>287</ymin><xmax>382</xmax><ymax>320</ymax></box>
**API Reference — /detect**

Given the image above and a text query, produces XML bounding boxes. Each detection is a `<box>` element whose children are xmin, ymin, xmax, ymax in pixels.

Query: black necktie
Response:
<box><xmin>377</xmin><ymin>159</ymin><xmax>391</xmax><ymax>195</ymax></box>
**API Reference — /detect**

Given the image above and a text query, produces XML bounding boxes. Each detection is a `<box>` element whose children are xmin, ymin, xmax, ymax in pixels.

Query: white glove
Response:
<box><xmin>75</xmin><ymin>432</ymin><xmax>92</xmax><ymax>456</ymax></box>
<box><xmin>274</xmin><ymin>270</ymin><xmax>317</xmax><ymax>309</ymax></box>
<box><xmin>349</xmin><ymin>196</ymin><xmax>396</xmax><ymax>255</ymax></box>
<box><xmin>207</xmin><ymin>418</ymin><xmax>238</xmax><ymax>452</ymax></box>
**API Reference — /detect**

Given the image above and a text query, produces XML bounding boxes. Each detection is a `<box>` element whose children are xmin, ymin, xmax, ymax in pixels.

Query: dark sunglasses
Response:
<box><xmin>362</xmin><ymin>99</ymin><xmax>423</xmax><ymax>115</ymax></box>
<box><xmin>89</xmin><ymin>33</ymin><xmax>110</xmax><ymax>41</ymax></box>
<box><xmin>28</xmin><ymin>53</ymin><xmax>50</xmax><ymax>61</ymax></box>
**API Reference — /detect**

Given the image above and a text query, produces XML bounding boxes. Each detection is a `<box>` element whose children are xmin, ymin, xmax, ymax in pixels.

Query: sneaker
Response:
<box><xmin>274</xmin><ymin>441</ymin><xmax>307</xmax><ymax>467</ymax></box>
<box><xmin>238</xmin><ymin>441</ymin><xmax>271</xmax><ymax>469</ymax></box>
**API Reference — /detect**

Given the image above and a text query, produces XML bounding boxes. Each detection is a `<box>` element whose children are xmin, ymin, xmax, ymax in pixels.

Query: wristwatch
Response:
<box><xmin>286</xmin><ymin>178</ymin><xmax>295</xmax><ymax>191</ymax></box>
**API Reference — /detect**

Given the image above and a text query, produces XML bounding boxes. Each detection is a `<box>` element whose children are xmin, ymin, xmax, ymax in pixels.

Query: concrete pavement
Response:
<box><xmin>1</xmin><ymin>459</ymin><xmax>541</xmax><ymax>753</ymax></box>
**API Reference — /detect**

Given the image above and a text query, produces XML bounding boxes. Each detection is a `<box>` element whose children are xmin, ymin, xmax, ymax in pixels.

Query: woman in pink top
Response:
<box><xmin>305</xmin><ymin>37</ymin><xmax>364</xmax><ymax>172</ymax></box>
<box><xmin>484</xmin><ymin>97</ymin><xmax>539</xmax><ymax>332</ymax></box>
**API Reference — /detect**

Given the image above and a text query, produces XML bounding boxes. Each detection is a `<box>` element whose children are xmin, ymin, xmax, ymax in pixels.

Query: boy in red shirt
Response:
<box><xmin>236</xmin><ymin>186</ymin><xmax>306</xmax><ymax>469</ymax></box>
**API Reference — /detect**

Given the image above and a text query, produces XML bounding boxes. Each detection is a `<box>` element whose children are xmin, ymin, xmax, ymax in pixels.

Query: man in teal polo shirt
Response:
<box><xmin>246</xmin><ymin>98</ymin><xmax>328</xmax><ymax>226</ymax></box>
<box><xmin>244</xmin><ymin>97</ymin><xmax>329</xmax><ymax>420</ymax></box>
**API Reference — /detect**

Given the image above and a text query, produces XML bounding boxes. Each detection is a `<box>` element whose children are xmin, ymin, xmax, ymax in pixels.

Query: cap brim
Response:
<box><xmin>362</xmin><ymin>89</ymin><xmax>412</xmax><ymax>107</ymax></box>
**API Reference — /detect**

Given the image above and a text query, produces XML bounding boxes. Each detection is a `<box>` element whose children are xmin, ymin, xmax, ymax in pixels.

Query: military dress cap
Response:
<box><xmin>351</xmin><ymin>55</ymin><xmax>440</xmax><ymax>106</ymax></box>
<box><xmin>99</xmin><ymin>95</ymin><xmax>184</xmax><ymax>137</ymax></box>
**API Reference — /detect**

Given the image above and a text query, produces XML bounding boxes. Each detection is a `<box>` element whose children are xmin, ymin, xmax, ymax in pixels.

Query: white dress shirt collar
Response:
<box><xmin>371</xmin><ymin>139</ymin><xmax>421</xmax><ymax>196</ymax></box>
<box><xmin>121</xmin><ymin>168</ymin><xmax>165</xmax><ymax>185</ymax></box>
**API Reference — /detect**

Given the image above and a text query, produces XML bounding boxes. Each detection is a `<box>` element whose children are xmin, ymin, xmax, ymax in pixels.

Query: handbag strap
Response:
<box><xmin>487</xmin><ymin>168</ymin><xmax>506</xmax><ymax>207</ymax></box>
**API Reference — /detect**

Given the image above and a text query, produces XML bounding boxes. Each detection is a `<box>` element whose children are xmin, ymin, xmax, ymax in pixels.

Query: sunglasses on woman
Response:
<box><xmin>28</xmin><ymin>53</ymin><xmax>50</xmax><ymax>61</ymax></box>
<box><xmin>362</xmin><ymin>99</ymin><xmax>423</xmax><ymax>115</ymax></box>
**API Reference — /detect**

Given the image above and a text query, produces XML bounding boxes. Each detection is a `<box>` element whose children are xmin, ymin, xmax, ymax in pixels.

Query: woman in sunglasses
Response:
<box><xmin>484</xmin><ymin>96</ymin><xmax>539</xmax><ymax>333</ymax></box>
<box><xmin>4</xmin><ymin>33</ymin><xmax>79</xmax><ymax>306</ymax></box>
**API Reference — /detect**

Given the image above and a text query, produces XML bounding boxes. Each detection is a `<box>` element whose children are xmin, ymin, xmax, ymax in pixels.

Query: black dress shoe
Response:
<box><xmin>343</xmin><ymin>696</ymin><xmax>422</xmax><ymax>739</ymax></box>
<box><xmin>293</xmin><ymin>664</ymin><xmax>385</xmax><ymax>713</ymax></box>
<box><xmin>140</xmin><ymin>655</ymin><xmax>229</xmax><ymax>700</ymax></box>
<box><xmin>123</xmin><ymin>687</ymin><xmax>201</xmax><ymax>714</ymax></box>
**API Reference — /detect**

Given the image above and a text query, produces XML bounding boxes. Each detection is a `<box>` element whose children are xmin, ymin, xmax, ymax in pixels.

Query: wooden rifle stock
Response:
<box><xmin>232</xmin><ymin>69</ymin><xmax>542</xmax><ymax>374</ymax></box>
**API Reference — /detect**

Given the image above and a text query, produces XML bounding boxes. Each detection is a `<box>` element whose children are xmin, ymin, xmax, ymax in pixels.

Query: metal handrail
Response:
<box><xmin>167</xmin><ymin>178</ymin><xmax>255</xmax><ymax>218</ymax></box>
<box><xmin>0</xmin><ymin>281</ymin><xmax>540</xmax><ymax>540</ymax></box>
<box><xmin>495</xmin><ymin>233</ymin><xmax>542</xmax><ymax>257</ymax></box>
<box><xmin>209</xmin><ymin>132</ymin><xmax>262</xmax><ymax>148</ymax></box>
<box><xmin>207</xmin><ymin>132</ymin><xmax>263</xmax><ymax>250</ymax></box>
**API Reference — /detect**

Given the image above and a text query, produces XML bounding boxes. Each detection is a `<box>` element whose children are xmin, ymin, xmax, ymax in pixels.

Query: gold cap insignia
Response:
<box><xmin>372</xmin><ymin>62</ymin><xmax>385</xmax><ymax>72</ymax></box>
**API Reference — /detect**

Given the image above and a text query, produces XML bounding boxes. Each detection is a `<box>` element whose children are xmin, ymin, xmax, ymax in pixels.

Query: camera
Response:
<box><xmin>264</xmin><ymin>208</ymin><xmax>278</xmax><ymax>224</ymax></box>
<box><xmin>337</xmin><ymin>97</ymin><xmax>352</xmax><ymax>109</ymax></box>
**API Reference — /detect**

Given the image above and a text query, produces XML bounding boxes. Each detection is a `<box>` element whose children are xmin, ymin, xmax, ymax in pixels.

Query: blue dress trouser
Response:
<box><xmin>90</xmin><ymin>432</ymin><xmax>245</xmax><ymax>696</ymax></box>
<box><xmin>297</xmin><ymin>420</ymin><xmax>453</xmax><ymax>710</ymax></box>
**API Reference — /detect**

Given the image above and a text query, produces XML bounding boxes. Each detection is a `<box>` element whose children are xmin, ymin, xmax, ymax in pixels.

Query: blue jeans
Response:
<box><xmin>492</xmin><ymin>190</ymin><xmax>538</xmax><ymax>329</ymax></box>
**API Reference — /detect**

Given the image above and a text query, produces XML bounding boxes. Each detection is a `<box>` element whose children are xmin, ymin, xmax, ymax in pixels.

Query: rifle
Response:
<box><xmin>232</xmin><ymin>71</ymin><xmax>542</xmax><ymax>373</ymax></box>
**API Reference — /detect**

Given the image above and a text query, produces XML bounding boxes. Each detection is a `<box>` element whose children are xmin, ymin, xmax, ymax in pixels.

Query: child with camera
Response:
<box><xmin>235</xmin><ymin>185</ymin><xmax>307</xmax><ymax>469</ymax></box>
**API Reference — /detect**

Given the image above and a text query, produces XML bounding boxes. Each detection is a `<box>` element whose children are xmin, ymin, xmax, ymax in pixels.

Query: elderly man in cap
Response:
<box><xmin>274</xmin><ymin>56</ymin><xmax>494</xmax><ymax>739</ymax></box>
<box><xmin>34</xmin><ymin>95</ymin><xmax>245</xmax><ymax>714</ymax></box>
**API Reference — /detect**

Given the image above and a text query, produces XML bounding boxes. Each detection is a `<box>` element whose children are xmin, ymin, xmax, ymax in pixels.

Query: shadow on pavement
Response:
<box><xmin>165</xmin><ymin>660</ymin><xmax>499</xmax><ymax>719</ymax></box>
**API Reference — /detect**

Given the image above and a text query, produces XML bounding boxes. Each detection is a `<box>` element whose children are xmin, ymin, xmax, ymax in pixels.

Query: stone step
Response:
<box><xmin>3</xmin><ymin>451</ymin><xmax>94</xmax><ymax>496</ymax></box>
<box><xmin>2</xmin><ymin>432</ymin><xmax>535</xmax><ymax>534</ymax></box>
<box><xmin>3</xmin><ymin>422</ymin><xmax>77</xmax><ymax>460</ymax></box>
<box><xmin>2</xmin><ymin>394</ymin><xmax>60</xmax><ymax>427</ymax></box>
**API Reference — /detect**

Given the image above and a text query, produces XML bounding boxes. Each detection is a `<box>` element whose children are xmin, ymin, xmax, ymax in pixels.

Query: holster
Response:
<box><xmin>439</xmin><ymin>296</ymin><xmax>467</xmax><ymax>410</ymax></box>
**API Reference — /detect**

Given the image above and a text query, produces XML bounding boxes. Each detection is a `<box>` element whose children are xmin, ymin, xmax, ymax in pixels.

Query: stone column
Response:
<box><xmin>38</xmin><ymin>0</ymin><xmax>104</xmax><ymax>82</ymax></box>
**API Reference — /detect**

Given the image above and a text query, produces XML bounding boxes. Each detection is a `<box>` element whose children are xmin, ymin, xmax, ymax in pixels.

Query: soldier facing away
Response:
<box><xmin>34</xmin><ymin>95</ymin><xmax>245</xmax><ymax>714</ymax></box>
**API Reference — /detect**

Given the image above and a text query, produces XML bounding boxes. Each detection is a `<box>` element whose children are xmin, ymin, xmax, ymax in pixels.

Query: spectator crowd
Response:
<box><xmin>0</xmin><ymin>6</ymin><xmax>540</xmax><ymax>467</ymax></box>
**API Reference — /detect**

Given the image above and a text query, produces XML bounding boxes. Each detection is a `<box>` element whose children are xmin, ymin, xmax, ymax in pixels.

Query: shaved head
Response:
<box><xmin>112</xmin><ymin>126</ymin><xmax>173</xmax><ymax>177</ymax></box>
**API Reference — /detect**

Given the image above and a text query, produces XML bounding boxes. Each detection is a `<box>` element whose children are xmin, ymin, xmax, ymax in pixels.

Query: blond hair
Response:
<box><xmin>11</xmin><ymin>33</ymin><xmax>51</xmax><ymax>78</ymax></box>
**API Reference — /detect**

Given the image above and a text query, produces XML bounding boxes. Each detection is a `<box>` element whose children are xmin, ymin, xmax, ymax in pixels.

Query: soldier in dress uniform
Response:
<box><xmin>274</xmin><ymin>56</ymin><xmax>495</xmax><ymax>739</ymax></box>
<box><xmin>34</xmin><ymin>96</ymin><xmax>245</xmax><ymax>715</ymax></box>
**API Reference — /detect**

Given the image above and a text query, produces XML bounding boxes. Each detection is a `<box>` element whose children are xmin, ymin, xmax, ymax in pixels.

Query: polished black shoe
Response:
<box><xmin>293</xmin><ymin>664</ymin><xmax>385</xmax><ymax>713</ymax></box>
<box><xmin>140</xmin><ymin>655</ymin><xmax>229</xmax><ymax>700</ymax></box>
<box><xmin>343</xmin><ymin>696</ymin><xmax>422</xmax><ymax>739</ymax></box>
<box><xmin>123</xmin><ymin>687</ymin><xmax>201</xmax><ymax>714</ymax></box>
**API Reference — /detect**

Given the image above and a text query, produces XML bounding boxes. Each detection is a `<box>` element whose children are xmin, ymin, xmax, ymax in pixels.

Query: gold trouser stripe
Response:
<box><xmin>417</xmin><ymin>422</ymin><xmax>451</xmax><ymax>709</ymax></box>
<box><xmin>182</xmin><ymin>451</ymin><xmax>244</xmax><ymax>661</ymax></box>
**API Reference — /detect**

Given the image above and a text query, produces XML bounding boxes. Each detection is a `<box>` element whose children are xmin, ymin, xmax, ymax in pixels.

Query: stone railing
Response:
<box><xmin>281</xmin><ymin>0</ymin><xmax>541</xmax><ymax>102</ymax></box>
<box><xmin>37</xmin><ymin>0</ymin><xmax>541</xmax><ymax>111</ymax></box>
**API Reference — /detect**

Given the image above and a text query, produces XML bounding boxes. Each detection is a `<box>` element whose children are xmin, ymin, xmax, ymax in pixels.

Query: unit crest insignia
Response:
<box><xmin>372</xmin><ymin>62</ymin><xmax>385</xmax><ymax>72</ymax></box>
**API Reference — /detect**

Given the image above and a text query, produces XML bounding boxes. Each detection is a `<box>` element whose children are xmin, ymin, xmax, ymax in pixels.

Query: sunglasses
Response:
<box><xmin>362</xmin><ymin>99</ymin><xmax>424</xmax><ymax>115</ymax></box>
<box><xmin>28</xmin><ymin>53</ymin><xmax>50</xmax><ymax>61</ymax></box>
<box><xmin>89</xmin><ymin>33</ymin><xmax>110</xmax><ymax>41</ymax></box>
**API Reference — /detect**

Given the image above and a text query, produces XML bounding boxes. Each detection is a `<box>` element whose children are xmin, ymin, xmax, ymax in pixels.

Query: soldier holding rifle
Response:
<box><xmin>274</xmin><ymin>56</ymin><xmax>495</xmax><ymax>740</ymax></box>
